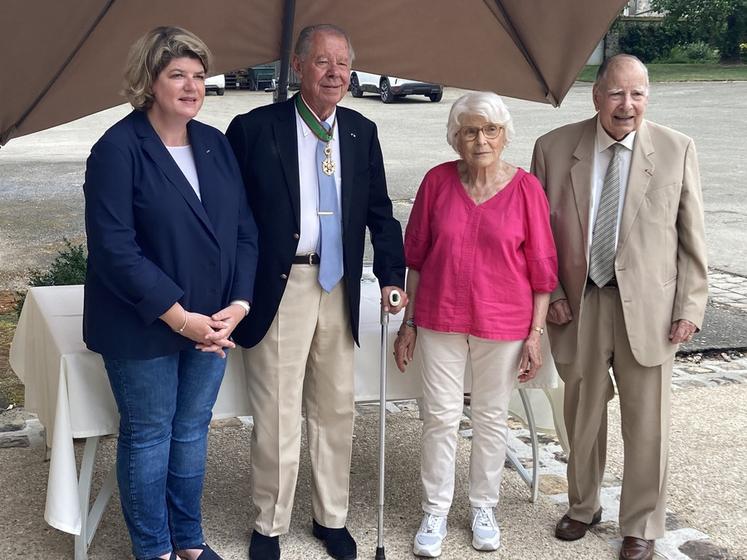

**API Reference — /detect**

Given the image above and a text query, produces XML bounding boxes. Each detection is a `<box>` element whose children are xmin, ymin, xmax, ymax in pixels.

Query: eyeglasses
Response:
<box><xmin>458</xmin><ymin>124</ymin><xmax>503</xmax><ymax>141</ymax></box>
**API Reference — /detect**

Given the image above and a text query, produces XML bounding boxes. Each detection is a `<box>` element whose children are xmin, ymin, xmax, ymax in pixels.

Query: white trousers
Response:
<box><xmin>416</xmin><ymin>328</ymin><xmax>523</xmax><ymax>516</ymax></box>
<box><xmin>243</xmin><ymin>264</ymin><xmax>355</xmax><ymax>535</ymax></box>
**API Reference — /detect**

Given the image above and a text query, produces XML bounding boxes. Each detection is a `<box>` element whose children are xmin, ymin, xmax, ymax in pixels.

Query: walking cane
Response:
<box><xmin>376</xmin><ymin>290</ymin><xmax>400</xmax><ymax>560</ymax></box>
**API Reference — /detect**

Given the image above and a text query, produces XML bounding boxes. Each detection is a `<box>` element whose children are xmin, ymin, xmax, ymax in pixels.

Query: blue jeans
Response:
<box><xmin>103</xmin><ymin>348</ymin><xmax>226</xmax><ymax>559</ymax></box>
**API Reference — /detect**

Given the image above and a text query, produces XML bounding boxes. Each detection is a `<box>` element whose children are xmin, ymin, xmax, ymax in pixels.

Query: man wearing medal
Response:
<box><xmin>226</xmin><ymin>24</ymin><xmax>406</xmax><ymax>560</ymax></box>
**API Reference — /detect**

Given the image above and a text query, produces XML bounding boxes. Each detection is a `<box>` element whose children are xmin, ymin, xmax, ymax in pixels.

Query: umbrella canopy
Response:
<box><xmin>0</xmin><ymin>0</ymin><xmax>626</xmax><ymax>145</ymax></box>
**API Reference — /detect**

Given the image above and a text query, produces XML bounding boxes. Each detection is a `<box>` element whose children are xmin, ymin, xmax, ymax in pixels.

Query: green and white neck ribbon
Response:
<box><xmin>296</xmin><ymin>94</ymin><xmax>337</xmax><ymax>176</ymax></box>
<box><xmin>295</xmin><ymin>94</ymin><xmax>336</xmax><ymax>142</ymax></box>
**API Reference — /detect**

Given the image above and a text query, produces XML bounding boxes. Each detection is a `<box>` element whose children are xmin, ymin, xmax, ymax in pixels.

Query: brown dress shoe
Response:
<box><xmin>554</xmin><ymin>508</ymin><xmax>602</xmax><ymax>541</ymax></box>
<box><xmin>619</xmin><ymin>536</ymin><xmax>655</xmax><ymax>560</ymax></box>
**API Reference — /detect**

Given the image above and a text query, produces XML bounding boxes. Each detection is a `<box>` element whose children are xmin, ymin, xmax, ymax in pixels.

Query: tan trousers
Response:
<box><xmin>243</xmin><ymin>264</ymin><xmax>355</xmax><ymax>536</ymax></box>
<box><xmin>556</xmin><ymin>285</ymin><xmax>672</xmax><ymax>539</ymax></box>
<box><xmin>416</xmin><ymin>328</ymin><xmax>523</xmax><ymax>516</ymax></box>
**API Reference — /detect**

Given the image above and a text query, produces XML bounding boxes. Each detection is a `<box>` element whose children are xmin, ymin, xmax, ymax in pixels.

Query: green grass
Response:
<box><xmin>577</xmin><ymin>63</ymin><xmax>747</xmax><ymax>82</ymax></box>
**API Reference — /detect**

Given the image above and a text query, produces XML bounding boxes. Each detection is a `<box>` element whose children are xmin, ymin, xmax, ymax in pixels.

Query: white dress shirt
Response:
<box><xmin>294</xmin><ymin>101</ymin><xmax>342</xmax><ymax>255</ymax></box>
<box><xmin>587</xmin><ymin>120</ymin><xmax>636</xmax><ymax>256</ymax></box>
<box><xmin>167</xmin><ymin>145</ymin><xmax>201</xmax><ymax>200</ymax></box>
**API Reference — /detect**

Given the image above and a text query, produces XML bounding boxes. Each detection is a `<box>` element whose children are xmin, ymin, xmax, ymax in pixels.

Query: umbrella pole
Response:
<box><xmin>376</xmin><ymin>292</ymin><xmax>399</xmax><ymax>560</ymax></box>
<box><xmin>275</xmin><ymin>0</ymin><xmax>296</xmax><ymax>102</ymax></box>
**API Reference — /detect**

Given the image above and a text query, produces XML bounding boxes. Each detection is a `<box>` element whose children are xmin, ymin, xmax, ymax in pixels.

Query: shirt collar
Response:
<box><xmin>596</xmin><ymin>118</ymin><xmax>636</xmax><ymax>154</ymax></box>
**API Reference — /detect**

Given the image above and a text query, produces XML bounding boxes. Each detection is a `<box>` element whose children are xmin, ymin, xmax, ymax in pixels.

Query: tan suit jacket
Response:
<box><xmin>531</xmin><ymin>116</ymin><xmax>708</xmax><ymax>367</ymax></box>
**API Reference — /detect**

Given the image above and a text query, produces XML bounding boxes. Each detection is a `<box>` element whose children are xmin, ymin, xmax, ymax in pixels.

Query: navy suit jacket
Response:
<box><xmin>83</xmin><ymin>110</ymin><xmax>258</xmax><ymax>359</ymax></box>
<box><xmin>226</xmin><ymin>96</ymin><xmax>405</xmax><ymax>348</ymax></box>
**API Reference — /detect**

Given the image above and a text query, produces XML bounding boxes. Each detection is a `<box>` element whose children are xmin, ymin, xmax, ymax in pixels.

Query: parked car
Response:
<box><xmin>205</xmin><ymin>74</ymin><xmax>225</xmax><ymax>96</ymax></box>
<box><xmin>350</xmin><ymin>71</ymin><xmax>443</xmax><ymax>103</ymax></box>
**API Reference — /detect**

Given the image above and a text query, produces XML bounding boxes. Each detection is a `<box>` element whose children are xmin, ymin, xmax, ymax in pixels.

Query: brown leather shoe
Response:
<box><xmin>554</xmin><ymin>508</ymin><xmax>602</xmax><ymax>541</ymax></box>
<box><xmin>619</xmin><ymin>536</ymin><xmax>655</xmax><ymax>560</ymax></box>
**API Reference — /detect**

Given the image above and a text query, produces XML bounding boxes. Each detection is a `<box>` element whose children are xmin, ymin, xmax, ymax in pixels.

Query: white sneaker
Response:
<box><xmin>413</xmin><ymin>513</ymin><xmax>447</xmax><ymax>557</ymax></box>
<box><xmin>470</xmin><ymin>506</ymin><xmax>501</xmax><ymax>551</ymax></box>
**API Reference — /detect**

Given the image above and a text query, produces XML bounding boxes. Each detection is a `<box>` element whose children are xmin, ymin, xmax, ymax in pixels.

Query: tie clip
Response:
<box><xmin>318</xmin><ymin>211</ymin><xmax>334</xmax><ymax>216</ymax></box>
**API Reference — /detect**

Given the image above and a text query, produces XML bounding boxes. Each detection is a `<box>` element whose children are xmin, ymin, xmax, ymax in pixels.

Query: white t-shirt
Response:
<box><xmin>167</xmin><ymin>145</ymin><xmax>201</xmax><ymax>200</ymax></box>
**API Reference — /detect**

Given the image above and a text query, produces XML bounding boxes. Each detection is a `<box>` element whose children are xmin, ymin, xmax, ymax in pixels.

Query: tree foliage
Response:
<box><xmin>652</xmin><ymin>0</ymin><xmax>747</xmax><ymax>62</ymax></box>
<box><xmin>615</xmin><ymin>19</ymin><xmax>692</xmax><ymax>62</ymax></box>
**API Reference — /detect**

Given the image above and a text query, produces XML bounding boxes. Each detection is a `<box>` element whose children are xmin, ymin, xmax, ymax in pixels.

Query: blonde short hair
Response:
<box><xmin>123</xmin><ymin>26</ymin><xmax>212</xmax><ymax>110</ymax></box>
<box><xmin>446</xmin><ymin>91</ymin><xmax>515</xmax><ymax>152</ymax></box>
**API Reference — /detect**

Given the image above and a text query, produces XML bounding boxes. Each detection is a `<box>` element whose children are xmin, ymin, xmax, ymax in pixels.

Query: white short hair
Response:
<box><xmin>446</xmin><ymin>91</ymin><xmax>515</xmax><ymax>152</ymax></box>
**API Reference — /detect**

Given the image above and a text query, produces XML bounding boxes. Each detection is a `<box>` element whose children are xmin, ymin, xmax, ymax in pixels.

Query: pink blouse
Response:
<box><xmin>405</xmin><ymin>161</ymin><xmax>558</xmax><ymax>340</ymax></box>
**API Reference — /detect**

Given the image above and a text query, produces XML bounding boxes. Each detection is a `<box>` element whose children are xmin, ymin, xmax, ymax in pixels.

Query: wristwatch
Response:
<box><xmin>532</xmin><ymin>326</ymin><xmax>545</xmax><ymax>335</ymax></box>
<box><xmin>405</xmin><ymin>317</ymin><xmax>416</xmax><ymax>329</ymax></box>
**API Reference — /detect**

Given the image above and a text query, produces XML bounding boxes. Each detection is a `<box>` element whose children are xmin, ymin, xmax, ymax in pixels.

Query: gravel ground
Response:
<box><xmin>0</xmin><ymin>409</ymin><xmax>615</xmax><ymax>559</ymax></box>
<box><xmin>2</xmin><ymin>384</ymin><xmax>746</xmax><ymax>559</ymax></box>
<box><xmin>606</xmin><ymin>384</ymin><xmax>747</xmax><ymax>559</ymax></box>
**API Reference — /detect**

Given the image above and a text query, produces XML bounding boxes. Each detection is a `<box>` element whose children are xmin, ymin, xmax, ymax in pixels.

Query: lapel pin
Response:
<box><xmin>350</xmin><ymin>132</ymin><xmax>356</xmax><ymax>138</ymax></box>
<box><xmin>206</xmin><ymin>149</ymin><xmax>211</xmax><ymax>154</ymax></box>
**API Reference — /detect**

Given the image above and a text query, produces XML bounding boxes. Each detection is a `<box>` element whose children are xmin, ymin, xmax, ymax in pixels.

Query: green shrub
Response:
<box><xmin>28</xmin><ymin>239</ymin><xmax>87</xmax><ymax>287</ymax></box>
<box><xmin>15</xmin><ymin>239</ymin><xmax>87</xmax><ymax>315</ymax></box>
<box><xmin>658</xmin><ymin>42</ymin><xmax>720</xmax><ymax>63</ymax></box>
<box><xmin>615</xmin><ymin>19</ymin><xmax>693</xmax><ymax>63</ymax></box>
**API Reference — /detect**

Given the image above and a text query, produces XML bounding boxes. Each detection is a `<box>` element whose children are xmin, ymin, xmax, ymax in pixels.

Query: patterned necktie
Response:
<box><xmin>317</xmin><ymin>121</ymin><xmax>344</xmax><ymax>292</ymax></box>
<box><xmin>589</xmin><ymin>143</ymin><xmax>624</xmax><ymax>287</ymax></box>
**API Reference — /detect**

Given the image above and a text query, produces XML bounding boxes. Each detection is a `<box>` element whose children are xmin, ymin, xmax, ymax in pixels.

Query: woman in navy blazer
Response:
<box><xmin>82</xmin><ymin>27</ymin><xmax>257</xmax><ymax>560</ymax></box>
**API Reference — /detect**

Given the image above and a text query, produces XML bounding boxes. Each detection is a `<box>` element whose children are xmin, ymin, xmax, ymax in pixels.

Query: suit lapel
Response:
<box><xmin>337</xmin><ymin>109</ymin><xmax>355</xmax><ymax>234</ymax></box>
<box><xmin>274</xmin><ymin>98</ymin><xmax>301</xmax><ymax>230</ymax></box>
<box><xmin>134</xmin><ymin>112</ymin><xmax>215</xmax><ymax>237</ymax></box>
<box><xmin>188</xmin><ymin>122</ymin><xmax>218</xmax><ymax>243</ymax></box>
<box><xmin>618</xmin><ymin>121</ymin><xmax>655</xmax><ymax>250</ymax></box>
<box><xmin>569</xmin><ymin>117</ymin><xmax>596</xmax><ymax>250</ymax></box>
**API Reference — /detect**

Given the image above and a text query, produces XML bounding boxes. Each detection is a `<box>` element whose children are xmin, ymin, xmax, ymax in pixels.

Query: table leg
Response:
<box><xmin>74</xmin><ymin>436</ymin><xmax>116</xmax><ymax>560</ymax></box>
<box><xmin>517</xmin><ymin>388</ymin><xmax>540</xmax><ymax>503</ymax></box>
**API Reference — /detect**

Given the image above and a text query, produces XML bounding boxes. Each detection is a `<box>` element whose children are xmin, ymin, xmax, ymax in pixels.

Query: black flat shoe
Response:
<box><xmin>249</xmin><ymin>530</ymin><xmax>280</xmax><ymax>560</ymax></box>
<box><xmin>143</xmin><ymin>553</ymin><xmax>177</xmax><ymax>560</ymax></box>
<box><xmin>193</xmin><ymin>544</ymin><xmax>223</xmax><ymax>560</ymax></box>
<box><xmin>312</xmin><ymin>520</ymin><xmax>357</xmax><ymax>560</ymax></box>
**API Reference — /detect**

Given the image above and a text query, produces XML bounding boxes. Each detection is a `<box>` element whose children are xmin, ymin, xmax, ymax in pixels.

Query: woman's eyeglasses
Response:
<box><xmin>459</xmin><ymin>124</ymin><xmax>503</xmax><ymax>141</ymax></box>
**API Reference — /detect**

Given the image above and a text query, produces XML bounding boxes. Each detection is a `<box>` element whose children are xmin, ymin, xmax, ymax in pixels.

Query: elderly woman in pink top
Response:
<box><xmin>394</xmin><ymin>91</ymin><xmax>557</xmax><ymax>557</ymax></box>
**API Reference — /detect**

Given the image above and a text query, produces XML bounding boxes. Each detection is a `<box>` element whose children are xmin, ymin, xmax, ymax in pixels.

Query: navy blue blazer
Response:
<box><xmin>226</xmin><ymin>96</ymin><xmax>405</xmax><ymax>348</ymax></box>
<box><xmin>83</xmin><ymin>110</ymin><xmax>258</xmax><ymax>359</ymax></box>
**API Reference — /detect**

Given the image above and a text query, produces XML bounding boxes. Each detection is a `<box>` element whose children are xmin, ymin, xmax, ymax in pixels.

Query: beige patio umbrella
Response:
<box><xmin>0</xmin><ymin>0</ymin><xmax>626</xmax><ymax>146</ymax></box>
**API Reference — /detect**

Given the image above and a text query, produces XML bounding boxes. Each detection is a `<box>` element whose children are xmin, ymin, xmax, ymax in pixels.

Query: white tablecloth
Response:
<box><xmin>10</xmin><ymin>271</ymin><xmax>564</xmax><ymax>536</ymax></box>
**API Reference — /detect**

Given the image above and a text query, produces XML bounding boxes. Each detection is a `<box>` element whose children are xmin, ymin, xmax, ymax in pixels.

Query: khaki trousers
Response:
<box><xmin>416</xmin><ymin>328</ymin><xmax>523</xmax><ymax>516</ymax></box>
<box><xmin>556</xmin><ymin>285</ymin><xmax>672</xmax><ymax>539</ymax></box>
<box><xmin>243</xmin><ymin>264</ymin><xmax>355</xmax><ymax>536</ymax></box>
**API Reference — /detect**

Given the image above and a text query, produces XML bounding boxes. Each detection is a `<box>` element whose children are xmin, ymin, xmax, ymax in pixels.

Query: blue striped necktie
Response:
<box><xmin>317</xmin><ymin>121</ymin><xmax>343</xmax><ymax>292</ymax></box>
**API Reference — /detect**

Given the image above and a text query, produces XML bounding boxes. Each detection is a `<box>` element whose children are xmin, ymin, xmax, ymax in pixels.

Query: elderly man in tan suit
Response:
<box><xmin>531</xmin><ymin>54</ymin><xmax>708</xmax><ymax>560</ymax></box>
